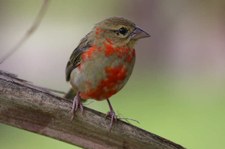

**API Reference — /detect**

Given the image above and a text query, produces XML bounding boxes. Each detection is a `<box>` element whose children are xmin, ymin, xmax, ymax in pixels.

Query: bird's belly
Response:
<box><xmin>70</xmin><ymin>47</ymin><xmax>135</xmax><ymax>100</ymax></box>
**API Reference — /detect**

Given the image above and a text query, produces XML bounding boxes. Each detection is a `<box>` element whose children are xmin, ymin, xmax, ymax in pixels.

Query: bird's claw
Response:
<box><xmin>106</xmin><ymin>110</ymin><xmax>117</xmax><ymax>129</ymax></box>
<box><xmin>70</xmin><ymin>93</ymin><xmax>83</xmax><ymax>120</ymax></box>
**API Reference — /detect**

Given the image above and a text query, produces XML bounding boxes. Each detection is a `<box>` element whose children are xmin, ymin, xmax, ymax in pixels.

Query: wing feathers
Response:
<box><xmin>65</xmin><ymin>32</ymin><xmax>93</xmax><ymax>81</ymax></box>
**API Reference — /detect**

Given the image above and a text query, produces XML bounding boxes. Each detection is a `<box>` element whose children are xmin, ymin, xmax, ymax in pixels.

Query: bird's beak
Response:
<box><xmin>130</xmin><ymin>27</ymin><xmax>150</xmax><ymax>40</ymax></box>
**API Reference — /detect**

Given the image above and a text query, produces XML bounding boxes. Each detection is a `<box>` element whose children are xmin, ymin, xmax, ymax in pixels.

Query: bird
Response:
<box><xmin>65</xmin><ymin>17</ymin><xmax>150</xmax><ymax>128</ymax></box>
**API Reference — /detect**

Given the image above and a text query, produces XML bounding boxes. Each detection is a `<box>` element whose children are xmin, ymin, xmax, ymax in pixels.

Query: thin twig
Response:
<box><xmin>0</xmin><ymin>0</ymin><xmax>50</xmax><ymax>64</ymax></box>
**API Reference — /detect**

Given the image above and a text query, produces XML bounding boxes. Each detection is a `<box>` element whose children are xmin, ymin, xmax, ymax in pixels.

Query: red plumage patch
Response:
<box><xmin>104</xmin><ymin>42</ymin><xmax>115</xmax><ymax>57</ymax></box>
<box><xmin>80</xmin><ymin>65</ymin><xmax>127</xmax><ymax>100</ymax></box>
<box><xmin>79</xmin><ymin>42</ymin><xmax>135</xmax><ymax>100</ymax></box>
<box><xmin>95</xmin><ymin>27</ymin><xmax>102</xmax><ymax>35</ymax></box>
<box><xmin>81</xmin><ymin>46</ymin><xmax>97</xmax><ymax>61</ymax></box>
<box><xmin>104</xmin><ymin>42</ymin><xmax>135</xmax><ymax>62</ymax></box>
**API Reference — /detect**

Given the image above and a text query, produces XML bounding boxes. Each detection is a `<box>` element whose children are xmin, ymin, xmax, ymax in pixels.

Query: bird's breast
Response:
<box><xmin>70</xmin><ymin>43</ymin><xmax>135</xmax><ymax>100</ymax></box>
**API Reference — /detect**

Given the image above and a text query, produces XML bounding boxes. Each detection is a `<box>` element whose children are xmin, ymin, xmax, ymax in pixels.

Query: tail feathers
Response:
<box><xmin>64</xmin><ymin>88</ymin><xmax>77</xmax><ymax>100</ymax></box>
<box><xmin>64</xmin><ymin>88</ymin><xmax>87</xmax><ymax>103</ymax></box>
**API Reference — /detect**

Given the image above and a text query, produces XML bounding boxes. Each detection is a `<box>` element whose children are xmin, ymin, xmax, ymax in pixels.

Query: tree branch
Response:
<box><xmin>0</xmin><ymin>70</ymin><xmax>185</xmax><ymax>149</ymax></box>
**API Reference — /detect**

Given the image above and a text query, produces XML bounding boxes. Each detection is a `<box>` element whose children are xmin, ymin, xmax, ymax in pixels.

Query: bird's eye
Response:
<box><xmin>118</xmin><ymin>27</ymin><xmax>128</xmax><ymax>35</ymax></box>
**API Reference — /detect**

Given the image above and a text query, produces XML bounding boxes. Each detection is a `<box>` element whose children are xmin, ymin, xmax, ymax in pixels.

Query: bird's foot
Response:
<box><xmin>106</xmin><ymin>99</ymin><xmax>117</xmax><ymax>129</ymax></box>
<box><xmin>106</xmin><ymin>110</ymin><xmax>117</xmax><ymax>129</ymax></box>
<box><xmin>71</xmin><ymin>92</ymin><xmax>83</xmax><ymax>120</ymax></box>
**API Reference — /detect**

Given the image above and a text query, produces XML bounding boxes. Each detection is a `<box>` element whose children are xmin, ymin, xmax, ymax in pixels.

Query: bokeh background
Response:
<box><xmin>1</xmin><ymin>0</ymin><xmax>225</xmax><ymax>149</ymax></box>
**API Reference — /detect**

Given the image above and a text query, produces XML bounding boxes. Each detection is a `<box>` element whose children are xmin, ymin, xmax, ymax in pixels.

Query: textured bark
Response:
<box><xmin>0</xmin><ymin>70</ymin><xmax>185</xmax><ymax>149</ymax></box>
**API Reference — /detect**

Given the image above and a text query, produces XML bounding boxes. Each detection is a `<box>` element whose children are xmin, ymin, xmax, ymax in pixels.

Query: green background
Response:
<box><xmin>1</xmin><ymin>0</ymin><xmax>225</xmax><ymax>149</ymax></box>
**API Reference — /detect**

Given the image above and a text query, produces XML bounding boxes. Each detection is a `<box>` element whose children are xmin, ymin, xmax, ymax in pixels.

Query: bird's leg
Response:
<box><xmin>106</xmin><ymin>99</ymin><xmax>117</xmax><ymax>128</ymax></box>
<box><xmin>71</xmin><ymin>92</ymin><xmax>83</xmax><ymax>120</ymax></box>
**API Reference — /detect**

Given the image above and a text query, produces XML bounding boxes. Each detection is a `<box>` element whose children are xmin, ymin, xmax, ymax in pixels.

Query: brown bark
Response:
<box><xmin>0</xmin><ymin>70</ymin><xmax>185</xmax><ymax>149</ymax></box>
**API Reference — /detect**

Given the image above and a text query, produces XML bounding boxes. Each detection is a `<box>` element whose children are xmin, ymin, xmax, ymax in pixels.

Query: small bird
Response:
<box><xmin>66</xmin><ymin>17</ymin><xmax>150</xmax><ymax>127</ymax></box>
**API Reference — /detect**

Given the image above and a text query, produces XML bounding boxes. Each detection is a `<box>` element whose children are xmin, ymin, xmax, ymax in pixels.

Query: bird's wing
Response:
<box><xmin>66</xmin><ymin>33</ymin><xmax>92</xmax><ymax>81</ymax></box>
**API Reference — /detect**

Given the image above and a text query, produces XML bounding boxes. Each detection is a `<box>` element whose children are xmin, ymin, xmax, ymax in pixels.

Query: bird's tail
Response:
<box><xmin>64</xmin><ymin>88</ymin><xmax>87</xmax><ymax>103</ymax></box>
<box><xmin>64</xmin><ymin>88</ymin><xmax>77</xmax><ymax>100</ymax></box>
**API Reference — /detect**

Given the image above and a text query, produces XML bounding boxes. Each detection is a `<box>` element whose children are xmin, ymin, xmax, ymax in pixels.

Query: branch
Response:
<box><xmin>0</xmin><ymin>70</ymin><xmax>185</xmax><ymax>149</ymax></box>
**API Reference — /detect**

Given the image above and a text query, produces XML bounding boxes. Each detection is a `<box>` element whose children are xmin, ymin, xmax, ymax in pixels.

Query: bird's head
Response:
<box><xmin>92</xmin><ymin>17</ymin><xmax>150</xmax><ymax>48</ymax></box>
